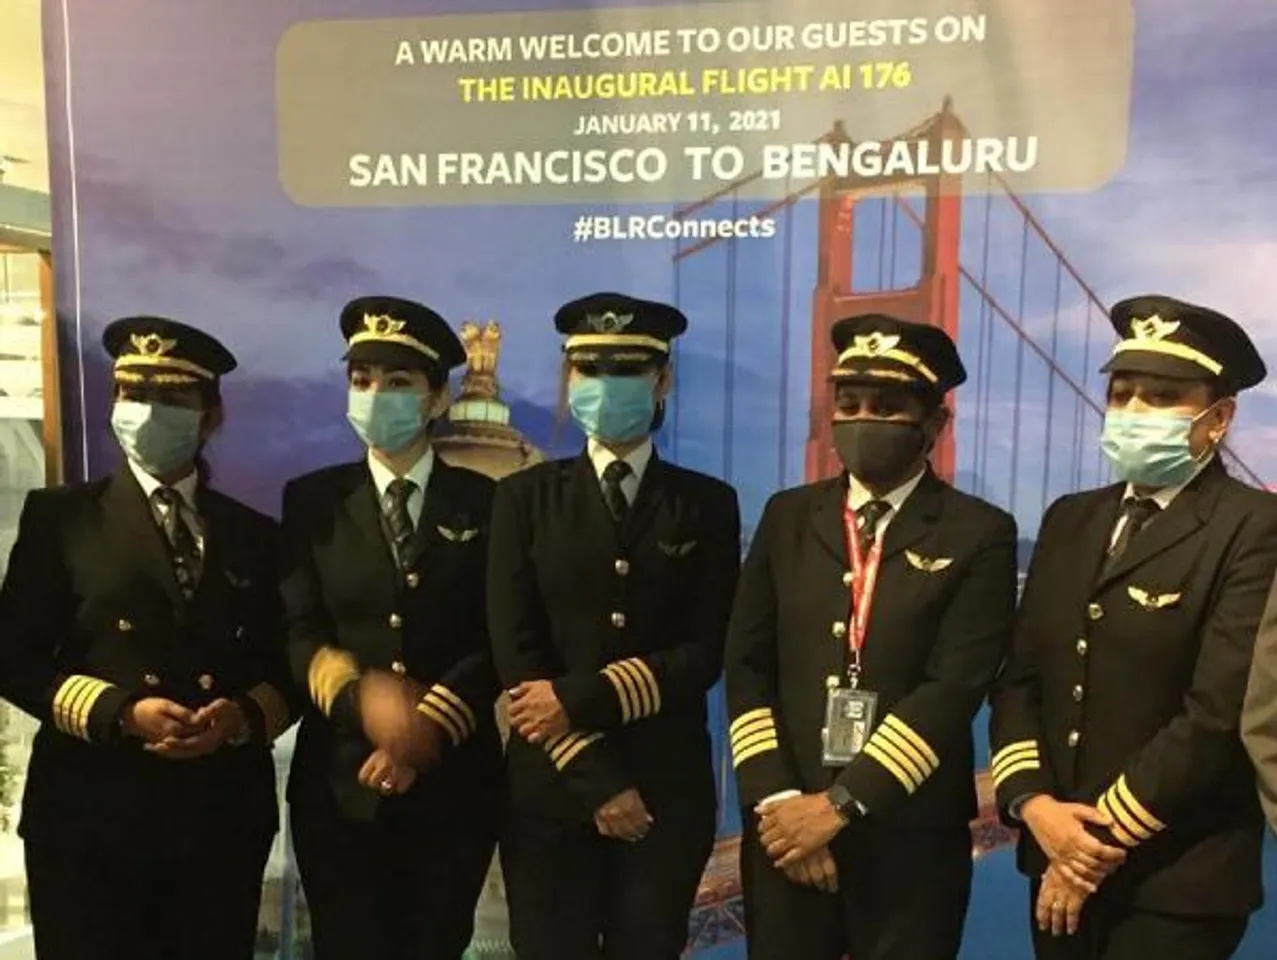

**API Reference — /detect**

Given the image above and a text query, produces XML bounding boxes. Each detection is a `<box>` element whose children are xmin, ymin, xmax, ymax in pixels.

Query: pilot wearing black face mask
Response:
<box><xmin>724</xmin><ymin>313</ymin><xmax>1018</xmax><ymax>960</ymax></box>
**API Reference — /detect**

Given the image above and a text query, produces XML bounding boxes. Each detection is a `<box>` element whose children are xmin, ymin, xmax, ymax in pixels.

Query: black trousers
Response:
<box><xmin>1028</xmin><ymin>881</ymin><xmax>1249</xmax><ymax>960</ymax></box>
<box><xmin>740</xmin><ymin>812</ymin><xmax>972</xmax><ymax>960</ymax></box>
<box><xmin>290</xmin><ymin>789</ymin><xmax>497</xmax><ymax>960</ymax></box>
<box><xmin>502</xmin><ymin>803</ymin><xmax>716</xmax><ymax>960</ymax></box>
<box><xmin>25</xmin><ymin>833</ymin><xmax>271</xmax><ymax>960</ymax></box>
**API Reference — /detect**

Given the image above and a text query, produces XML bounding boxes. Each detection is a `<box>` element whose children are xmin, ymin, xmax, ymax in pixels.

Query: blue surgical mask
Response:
<box><xmin>111</xmin><ymin>400</ymin><xmax>203</xmax><ymax>477</ymax></box>
<box><xmin>568</xmin><ymin>375</ymin><xmax>656</xmax><ymax>443</ymax></box>
<box><xmin>347</xmin><ymin>389</ymin><xmax>426</xmax><ymax>453</ymax></box>
<box><xmin>1100</xmin><ymin>409</ymin><xmax>1210</xmax><ymax>487</ymax></box>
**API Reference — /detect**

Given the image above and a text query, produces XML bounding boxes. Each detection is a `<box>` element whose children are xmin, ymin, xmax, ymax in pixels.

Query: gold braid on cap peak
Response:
<box><xmin>348</xmin><ymin>313</ymin><xmax>440</xmax><ymax>360</ymax></box>
<box><xmin>1109</xmin><ymin>314</ymin><xmax>1223</xmax><ymax>376</ymax></box>
<box><xmin>564</xmin><ymin>333</ymin><xmax>670</xmax><ymax>354</ymax></box>
<box><xmin>834</xmin><ymin>333</ymin><xmax>939</xmax><ymax>384</ymax></box>
<box><xmin>113</xmin><ymin>332</ymin><xmax>215</xmax><ymax>380</ymax></box>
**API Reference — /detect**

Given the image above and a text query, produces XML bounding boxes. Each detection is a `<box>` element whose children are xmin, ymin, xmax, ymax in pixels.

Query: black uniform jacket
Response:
<box><xmin>280</xmin><ymin>458</ymin><xmax>502</xmax><ymax>822</ymax></box>
<box><xmin>989</xmin><ymin>458</ymin><xmax>1277</xmax><ymax>916</ymax></box>
<box><xmin>488</xmin><ymin>452</ymin><xmax>741</xmax><ymax>821</ymax></box>
<box><xmin>0</xmin><ymin>466</ymin><xmax>298</xmax><ymax>856</ymax></box>
<box><xmin>726</xmin><ymin>468</ymin><xmax>1017</xmax><ymax>827</ymax></box>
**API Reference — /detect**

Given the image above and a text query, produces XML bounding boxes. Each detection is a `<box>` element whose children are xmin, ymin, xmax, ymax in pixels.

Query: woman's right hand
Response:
<box><xmin>359</xmin><ymin>670</ymin><xmax>444</xmax><ymax>768</ymax></box>
<box><xmin>122</xmin><ymin>698</ymin><xmax>199</xmax><ymax>743</ymax></box>
<box><xmin>1022</xmin><ymin>795</ymin><xmax>1126</xmax><ymax>892</ymax></box>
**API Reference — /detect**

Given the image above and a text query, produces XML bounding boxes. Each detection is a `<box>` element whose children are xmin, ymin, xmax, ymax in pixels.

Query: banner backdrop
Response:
<box><xmin>40</xmin><ymin>0</ymin><xmax>1277</xmax><ymax>956</ymax></box>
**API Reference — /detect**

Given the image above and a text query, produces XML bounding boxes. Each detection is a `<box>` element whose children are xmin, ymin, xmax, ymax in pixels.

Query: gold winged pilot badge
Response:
<box><xmin>1127</xmin><ymin>586</ymin><xmax>1182</xmax><ymax>610</ymax></box>
<box><xmin>129</xmin><ymin>332</ymin><xmax>178</xmax><ymax>357</ymax></box>
<box><xmin>905</xmin><ymin>550</ymin><xmax>953</xmax><ymax>573</ymax></box>
<box><xmin>852</xmin><ymin>332</ymin><xmax>901</xmax><ymax>357</ymax></box>
<box><xmin>586</xmin><ymin>310</ymin><xmax>634</xmax><ymax>334</ymax></box>
<box><xmin>437</xmin><ymin>524</ymin><xmax>479</xmax><ymax>543</ymax></box>
<box><xmin>657</xmin><ymin>539</ymin><xmax>698</xmax><ymax>557</ymax></box>
<box><xmin>1129</xmin><ymin>315</ymin><xmax>1180</xmax><ymax>342</ymax></box>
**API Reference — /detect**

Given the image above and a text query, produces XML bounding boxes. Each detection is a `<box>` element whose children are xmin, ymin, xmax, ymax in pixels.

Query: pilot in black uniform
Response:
<box><xmin>489</xmin><ymin>292</ymin><xmax>741</xmax><ymax>959</ymax></box>
<box><xmin>281</xmin><ymin>296</ymin><xmax>502</xmax><ymax>960</ymax></box>
<box><xmin>725</xmin><ymin>314</ymin><xmax>1017</xmax><ymax>959</ymax></box>
<box><xmin>990</xmin><ymin>295</ymin><xmax>1277</xmax><ymax>959</ymax></box>
<box><xmin>0</xmin><ymin>315</ymin><xmax>299</xmax><ymax>960</ymax></box>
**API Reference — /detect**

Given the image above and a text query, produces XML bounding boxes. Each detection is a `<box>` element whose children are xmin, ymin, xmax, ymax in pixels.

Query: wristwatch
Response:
<box><xmin>827</xmin><ymin>784</ymin><xmax>862</xmax><ymax>821</ymax></box>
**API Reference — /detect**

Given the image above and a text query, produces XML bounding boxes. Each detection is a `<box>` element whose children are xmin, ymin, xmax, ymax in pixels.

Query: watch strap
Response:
<box><xmin>828</xmin><ymin>784</ymin><xmax>858</xmax><ymax>818</ymax></box>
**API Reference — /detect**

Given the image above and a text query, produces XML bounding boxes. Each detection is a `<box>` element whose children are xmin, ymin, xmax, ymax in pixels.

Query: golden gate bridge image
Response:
<box><xmin>668</xmin><ymin>99</ymin><xmax>1265</xmax><ymax>953</ymax></box>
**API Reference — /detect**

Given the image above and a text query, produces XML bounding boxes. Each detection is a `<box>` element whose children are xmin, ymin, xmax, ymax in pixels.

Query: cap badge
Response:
<box><xmin>586</xmin><ymin>310</ymin><xmax>633</xmax><ymax>334</ymax></box>
<box><xmin>1130</xmin><ymin>316</ymin><xmax>1180</xmax><ymax>341</ymax></box>
<box><xmin>853</xmin><ymin>332</ymin><xmax>901</xmax><ymax>357</ymax></box>
<box><xmin>363</xmin><ymin>313</ymin><xmax>406</xmax><ymax>337</ymax></box>
<box><xmin>129</xmin><ymin>332</ymin><xmax>177</xmax><ymax>358</ymax></box>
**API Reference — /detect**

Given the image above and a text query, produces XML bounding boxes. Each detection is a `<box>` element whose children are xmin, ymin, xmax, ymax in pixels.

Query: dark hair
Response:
<box><xmin>196</xmin><ymin>381</ymin><xmax>222</xmax><ymax>484</ymax></box>
<box><xmin>1205</xmin><ymin>378</ymin><xmax>1232</xmax><ymax>403</ymax></box>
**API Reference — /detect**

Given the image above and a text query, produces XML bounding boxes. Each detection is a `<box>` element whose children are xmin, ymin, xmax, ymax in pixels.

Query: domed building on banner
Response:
<box><xmin>434</xmin><ymin>319</ymin><xmax>546</xmax><ymax>480</ymax></box>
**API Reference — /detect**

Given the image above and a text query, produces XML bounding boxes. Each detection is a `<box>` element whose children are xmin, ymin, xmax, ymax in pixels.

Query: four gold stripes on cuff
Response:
<box><xmin>862</xmin><ymin>714</ymin><xmax>940</xmax><ymax>794</ymax></box>
<box><xmin>52</xmin><ymin>674</ymin><xmax>114</xmax><ymax>741</ymax></box>
<box><xmin>602</xmin><ymin>658</ymin><xmax>662</xmax><ymax>723</ymax></box>
<box><xmin>247</xmin><ymin>683</ymin><xmax>292</xmax><ymax>742</ymax></box>
<box><xmin>544</xmin><ymin>730</ymin><xmax>604</xmax><ymax>770</ymax></box>
<box><xmin>417</xmin><ymin>684</ymin><xmax>478</xmax><ymax>746</ymax></box>
<box><xmin>307</xmin><ymin>647</ymin><xmax>360</xmax><ymax>717</ymax></box>
<box><xmin>1098</xmin><ymin>774</ymin><xmax>1165</xmax><ymax>847</ymax></box>
<box><xmin>990</xmin><ymin>739</ymin><xmax>1042</xmax><ymax>788</ymax></box>
<box><xmin>729</xmin><ymin>707</ymin><xmax>779</xmax><ymax>768</ymax></box>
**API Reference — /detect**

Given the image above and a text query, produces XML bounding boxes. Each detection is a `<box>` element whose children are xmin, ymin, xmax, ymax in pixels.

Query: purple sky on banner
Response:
<box><xmin>42</xmin><ymin>0</ymin><xmax>1277</xmax><ymax>528</ymax></box>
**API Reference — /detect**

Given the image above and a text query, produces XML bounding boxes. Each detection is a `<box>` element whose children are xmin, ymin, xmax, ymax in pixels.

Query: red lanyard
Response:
<box><xmin>842</xmin><ymin>501</ymin><xmax>884</xmax><ymax>687</ymax></box>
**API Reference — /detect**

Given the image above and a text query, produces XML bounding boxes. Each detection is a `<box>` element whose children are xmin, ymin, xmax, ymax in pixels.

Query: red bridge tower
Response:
<box><xmin>807</xmin><ymin>102</ymin><xmax>966</xmax><ymax>482</ymax></box>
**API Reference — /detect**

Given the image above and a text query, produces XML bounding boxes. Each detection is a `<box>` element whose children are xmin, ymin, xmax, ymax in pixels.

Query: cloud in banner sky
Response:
<box><xmin>74</xmin><ymin>155</ymin><xmax>386</xmax><ymax>303</ymax></box>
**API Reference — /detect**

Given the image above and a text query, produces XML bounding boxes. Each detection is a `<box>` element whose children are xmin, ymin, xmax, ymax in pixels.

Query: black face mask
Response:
<box><xmin>832</xmin><ymin>420</ymin><xmax>928</xmax><ymax>486</ymax></box>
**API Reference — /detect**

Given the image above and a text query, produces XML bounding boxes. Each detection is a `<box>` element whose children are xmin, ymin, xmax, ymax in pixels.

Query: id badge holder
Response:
<box><xmin>821</xmin><ymin>682</ymin><xmax>879</xmax><ymax>767</ymax></box>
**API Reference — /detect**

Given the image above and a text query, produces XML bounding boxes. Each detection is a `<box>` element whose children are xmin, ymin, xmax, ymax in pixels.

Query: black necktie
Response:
<box><xmin>1107</xmin><ymin>497</ymin><xmax>1161</xmax><ymax>565</ymax></box>
<box><xmin>384</xmin><ymin>479</ymin><xmax>417</xmax><ymax>563</ymax></box>
<box><xmin>856</xmin><ymin>499</ymin><xmax>892</xmax><ymax>554</ymax></box>
<box><xmin>152</xmin><ymin>487</ymin><xmax>200</xmax><ymax>597</ymax></box>
<box><xmin>602</xmin><ymin>460</ymin><xmax>632</xmax><ymax>523</ymax></box>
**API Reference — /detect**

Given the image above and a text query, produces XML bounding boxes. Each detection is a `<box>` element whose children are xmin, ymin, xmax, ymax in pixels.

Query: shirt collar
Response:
<box><xmin>1122</xmin><ymin>452</ymin><xmax>1214</xmax><ymax>511</ymax></box>
<box><xmin>587</xmin><ymin>437</ymin><xmax>653</xmax><ymax>483</ymax></box>
<box><xmin>366</xmin><ymin>445</ymin><xmax>435</xmax><ymax>498</ymax></box>
<box><xmin>846</xmin><ymin>467</ymin><xmax>926</xmax><ymax>514</ymax></box>
<box><xmin>128</xmin><ymin>458</ymin><xmax>199</xmax><ymax>510</ymax></box>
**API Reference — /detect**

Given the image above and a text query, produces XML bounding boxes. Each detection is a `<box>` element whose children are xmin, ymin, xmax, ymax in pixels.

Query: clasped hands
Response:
<box><xmin>755</xmin><ymin>792</ymin><xmax>847</xmax><ymax>893</ymax></box>
<box><xmin>125</xmin><ymin>696</ymin><xmax>247</xmax><ymax>759</ymax></box>
<box><xmin>504</xmin><ymin>679</ymin><xmax>662</xmax><ymax>844</ymax></box>
<box><xmin>505</xmin><ymin>681</ymin><xmax>653</xmax><ymax>843</ymax></box>
<box><xmin>1022</xmin><ymin>795</ymin><xmax>1128</xmax><ymax>936</ymax></box>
